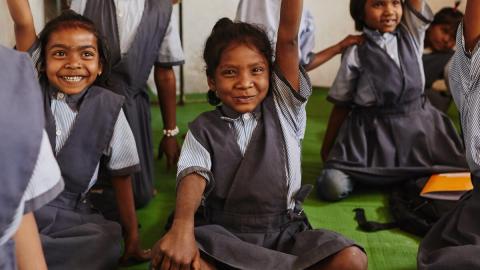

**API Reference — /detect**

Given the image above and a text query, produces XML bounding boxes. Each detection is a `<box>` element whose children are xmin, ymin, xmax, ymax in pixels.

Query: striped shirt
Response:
<box><xmin>0</xmin><ymin>131</ymin><xmax>63</xmax><ymax>245</ymax></box>
<box><xmin>50</xmin><ymin>91</ymin><xmax>139</xmax><ymax>192</ymax></box>
<box><xmin>328</xmin><ymin>1</ymin><xmax>433</xmax><ymax>106</ymax></box>
<box><xmin>178</xmin><ymin>67</ymin><xmax>312</xmax><ymax>209</ymax></box>
<box><xmin>449</xmin><ymin>24</ymin><xmax>480</xmax><ymax>173</ymax></box>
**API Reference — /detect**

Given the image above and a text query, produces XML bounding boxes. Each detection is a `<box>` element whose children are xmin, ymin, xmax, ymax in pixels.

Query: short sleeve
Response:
<box><xmin>402</xmin><ymin>0</ymin><xmax>433</xmax><ymax>54</ymax></box>
<box><xmin>156</xmin><ymin>11</ymin><xmax>185</xmax><ymax>67</ymax></box>
<box><xmin>327</xmin><ymin>46</ymin><xmax>360</xmax><ymax>106</ymax></box>
<box><xmin>176</xmin><ymin>131</ymin><xmax>214</xmax><ymax>196</ymax></box>
<box><xmin>105</xmin><ymin>109</ymin><xmax>141</xmax><ymax>175</ymax></box>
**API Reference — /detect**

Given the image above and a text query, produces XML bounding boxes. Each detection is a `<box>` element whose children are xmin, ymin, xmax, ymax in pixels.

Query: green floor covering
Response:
<box><xmin>122</xmin><ymin>88</ymin><xmax>460</xmax><ymax>270</ymax></box>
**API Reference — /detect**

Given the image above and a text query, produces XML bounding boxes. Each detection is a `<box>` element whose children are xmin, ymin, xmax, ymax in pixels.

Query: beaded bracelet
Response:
<box><xmin>163</xmin><ymin>126</ymin><xmax>180</xmax><ymax>137</ymax></box>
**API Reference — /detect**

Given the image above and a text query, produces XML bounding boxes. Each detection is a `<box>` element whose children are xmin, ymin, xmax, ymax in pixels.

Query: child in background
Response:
<box><xmin>317</xmin><ymin>0</ymin><xmax>467</xmax><ymax>201</ymax></box>
<box><xmin>423</xmin><ymin>6</ymin><xmax>463</xmax><ymax>112</ymax></box>
<box><xmin>151</xmin><ymin>0</ymin><xmax>367</xmax><ymax>269</ymax></box>
<box><xmin>236</xmin><ymin>0</ymin><xmax>364</xmax><ymax>71</ymax></box>
<box><xmin>7</xmin><ymin>0</ymin><xmax>149</xmax><ymax>268</ymax></box>
<box><xmin>418</xmin><ymin>1</ymin><xmax>480</xmax><ymax>268</ymax></box>
<box><xmin>0</xmin><ymin>45</ymin><xmax>63</xmax><ymax>270</ymax></box>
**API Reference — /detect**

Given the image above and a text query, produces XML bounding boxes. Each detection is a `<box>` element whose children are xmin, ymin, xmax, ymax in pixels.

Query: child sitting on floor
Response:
<box><xmin>7</xmin><ymin>0</ymin><xmax>149</xmax><ymax>268</ymax></box>
<box><xmin>151</xmin><ymin>0</ymin><xmax>367</xmax><ymax>269</ymax></box>
<box><xmin>317</xmin><ymin>0</ymin><xmax>467</xmax><ymax>201</ymax></box>
<box><xmin>418</xmin><ymin>0</ymin><xmax>480</xmax><ymax>268</ymax></box>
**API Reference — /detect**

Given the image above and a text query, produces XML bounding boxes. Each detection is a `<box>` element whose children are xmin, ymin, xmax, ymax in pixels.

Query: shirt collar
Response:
<box><xmin>363</xmin><ymin>27</ymin><xmax>398</xmax><ymax>43</ymax></box>
<box><xmin>49</xmin><ymin>86</ymin><xmax>89</xmax><ymax>111</ymax></box>
<box><xmin>219</xmin><ymin>104</ymin><xmax>262</xmax><ymax>122</ymax></box>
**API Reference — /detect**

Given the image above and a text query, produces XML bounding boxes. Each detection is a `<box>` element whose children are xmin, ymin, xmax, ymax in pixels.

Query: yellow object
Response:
<box><xmin>420</xmin><ymin>172</ymin><xmax>473</xmax><ymax>200</ymax></box>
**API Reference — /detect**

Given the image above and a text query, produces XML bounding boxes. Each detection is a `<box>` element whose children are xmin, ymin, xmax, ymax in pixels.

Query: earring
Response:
<box><xmin>207</xmin><ymin>89</ymin><xmax>221</xmax><ymax>106</ymax></box>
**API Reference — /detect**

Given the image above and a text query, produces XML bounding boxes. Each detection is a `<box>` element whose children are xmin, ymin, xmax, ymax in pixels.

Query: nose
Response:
<box><xmin>235</xmin><ymin>72</ymin><xmax>253</xmax><ymax>90</ymax></box>
<box><xmin>64</xmin><ymin>54</ymin><xmax>81</xmax><ymax>69</ymax></box>
<box><xmin>384</xmin><ymin>2</ymin><xmax>394</xmax><ymax>15</ymax></box>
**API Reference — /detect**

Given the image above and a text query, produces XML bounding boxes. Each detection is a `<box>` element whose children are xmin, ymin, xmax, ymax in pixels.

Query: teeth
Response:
<box><xmin>62</xmin><ymin>76</ymin><xmax>82</xmax><ymax>82</ymax></box>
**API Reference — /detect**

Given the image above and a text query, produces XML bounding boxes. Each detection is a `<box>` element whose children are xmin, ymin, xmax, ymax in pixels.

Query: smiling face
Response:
<box><xmin>426</xmin><ymin>24</ymin><xmax>456</xmax><ymax>52</ymax></box>
<box><xmin>45</xmin><ymin>27</ymin><xmax>102</xmax><ymax>95</ymax></box>
<box><xmin>364</xmin><ymin>0</ymin><xmax>403</xmax><ymax>33</ymax></box>
<box><xmin>208</xmin><ymin>42</ymin><xmax>270</xmax><ymax>113</ymax></box>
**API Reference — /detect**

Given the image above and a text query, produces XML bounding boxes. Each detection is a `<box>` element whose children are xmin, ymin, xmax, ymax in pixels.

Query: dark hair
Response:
<box><xmin>431</xmin><ymin>7</ymin><xmax>463</xmax><ymax>29</ymax></box>
<box><xmin>37</xmin><ymin>10</ymin><xmax>111</xmax><ymax>87</ymax></box>
<box><xmin>350</xmin><ymin>0</ymin><xmax>367</xmax><ymax>32</ymax></box>
<box><xmin>203</xmin><ymin>17</ymin><xmax>274</xmax><ymax>79</ymax></box>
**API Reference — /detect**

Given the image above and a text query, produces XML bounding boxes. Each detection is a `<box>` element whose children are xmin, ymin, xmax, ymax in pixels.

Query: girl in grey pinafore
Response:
<box><xmin>80</xmin><ymin>0</ymin><xmax>172</xmax><ymax>207</ymax></box>
<box><xmin>0</xmin><ymin>46</ymin><xmax>63</xmax><ymax>269</ymax></box>
<box><xmin>417</xmin><ymin>21</ymin><xmax>480</xmax><ymax>269</ymax></box>
<box><xmin>318</xmin><ymin>0</ymin><xmax>467</xmax><ymax>201</ymax></box>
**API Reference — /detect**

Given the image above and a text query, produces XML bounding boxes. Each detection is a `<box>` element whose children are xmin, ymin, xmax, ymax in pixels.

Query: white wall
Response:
<box><xmin>0</xmin><ymin>0</ymin><xmax>45</xmax><ymax>47</ymax></box>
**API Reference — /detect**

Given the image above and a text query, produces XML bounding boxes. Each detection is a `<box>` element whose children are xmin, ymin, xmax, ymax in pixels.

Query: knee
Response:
<box><xmin>316</xmin><ymin>169</ymin><xmax>353</xmax><ymax>201</ymax></box>
<box><xmin>330</xmin><ymin>246</ymin><xmax>368</xmax><ymax>270</ymax></box>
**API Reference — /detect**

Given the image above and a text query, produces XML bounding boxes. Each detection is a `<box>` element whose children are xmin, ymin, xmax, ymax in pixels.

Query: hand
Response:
<box><xmin>158</xmin><ymin>136</ymin><xmax>181</xmax><ymax>171</ymax></box>
<box><xmin>336</xmin><ymin>35</ymin><xmax>365</xmax><ymax>54</ymax></box>
<box><xmin>119</xmin><ymin>235</ymin><xmax>151</xmax><ymax>265</ymax></box>
<box><xmin>151</xmin><ymin>226</ymin><xmax>201</xmax><ymax>270</ymax></box>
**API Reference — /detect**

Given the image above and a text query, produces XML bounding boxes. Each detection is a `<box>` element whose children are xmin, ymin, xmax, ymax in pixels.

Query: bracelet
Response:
<box><xmin>163</xmin><ymin>126</ymin><xmax>179</xmax><ymax>137</ymax></box>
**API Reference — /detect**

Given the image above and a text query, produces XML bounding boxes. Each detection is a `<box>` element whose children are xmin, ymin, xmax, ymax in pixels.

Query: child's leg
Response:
<box><xmin>316</xmin><ymin>169</ymin><xmax>353</xmax><ymax>201</ymax></box>
<box><xmin>307</xmin><ymin>246</ymin><xmax>367</xmax><ymax>270</ymax></box>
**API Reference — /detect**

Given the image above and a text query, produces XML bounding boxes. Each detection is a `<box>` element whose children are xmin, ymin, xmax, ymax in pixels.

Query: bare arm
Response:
<box><xmin>111</xmin><ymin>175</ymin><xmax>150</xmax><ymax>263</ymax></box>
<box><xmin>154</xmin><ymin>65</ymin><xmax>180</xmax><ymax>171</ymax></box>
<box><xmin>321</xmin><ymin>105</ymin><xmax>351</xmax><ymax>162</ymax></box>
<box><xmin>276</xmin><ymin>0</ymin><xmax>303</xmax><ymax>91</ymax></box>
<box><xmin>6</xmin><ymin>0</ymin><xmax>37</xmax><ymax>52</ymax></box>
<box><xmin>304</xmin><ymin>35</ymin><xmax>364</xmax><ymax>71</ymax></box>
<box><xmin>464</xmin><ymin>0</ymin><xmax>480</xmax><ymax>52</ymax></box>
<box><xmin>13</xmin><ymin>212</ymin><xmax>48</xmax><ymax>270</ymax></box>
<box><xmin>151</xmin><ymin>174</ymin><xmax>206</xmax><ymax>270</ymax></box>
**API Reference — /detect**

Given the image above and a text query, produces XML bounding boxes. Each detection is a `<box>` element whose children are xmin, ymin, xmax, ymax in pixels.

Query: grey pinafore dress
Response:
<box><xmin>418</xmin><ymin>173</ymin><xmax>480</xmax><ymax>269</ymax></box>
<box><xmin>82</xmin><ymin>0</ymin><xmax>172</xmax><ymax>207</ymax></box>
<box><xmin>325</xmin><ymin>27</ymin><xmax>467</xmax><ymax>185</ymax></box>
<box><xmin>423</xmin><ymin>51</ymin><xmax>454</xmax><ymax>112</ymax></box>
<box><xmin>189</xmin><ymin>93</ymin><xmax>358</xmax><ymax>270</ymax></box>
<box><xmin>34</xmin><ymin>85</ymin><xmax>125</xmax><ymax>270</ymax></box>
<box><xmin>0</xmin><ymin>47</ymin><xmax>44</xmax><ymax>270</ymax></box>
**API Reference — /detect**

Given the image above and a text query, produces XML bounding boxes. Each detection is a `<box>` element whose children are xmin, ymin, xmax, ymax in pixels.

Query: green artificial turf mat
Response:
<box><xmin>122</xmin><ymin>89</ymin><xmax>460</xmax><ymax>270</ymax></box>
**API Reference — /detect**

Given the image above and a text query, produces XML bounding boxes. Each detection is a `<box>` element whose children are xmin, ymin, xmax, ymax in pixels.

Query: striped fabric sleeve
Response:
<box><xmin>271</xmin><ymin>65</ymin><xmax>312</xmax><ymax>137</ymax></box>
<box><xmin>176</xmin><ymin>131</ymin><xmax>214</xmax><ymax>195</ymax></box>
<box><xmin>106</xmin><ymin>109</ymin><xmax>141</xmax><ymax>174</ymax></box>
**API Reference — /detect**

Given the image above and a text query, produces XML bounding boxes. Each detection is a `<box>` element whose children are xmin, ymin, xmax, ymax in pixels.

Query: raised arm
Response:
<box><xmin>6</xmin><ymin>0</ymin><xmax>37</xmax><ymax>52</ymax></box>
<box><xmin>276</xmin><ymin>0</ymin><xmax>303</xmax><ymax>91</ymax></box>
<box><xmin>405</xmin><ymin>0</ymin><xmax>423</xmax><ymax>13</ymax></box>
<box><xmin>464</xmin><ymin>0</ymin><xmax>480</xmax><ymax>52</ymax></box>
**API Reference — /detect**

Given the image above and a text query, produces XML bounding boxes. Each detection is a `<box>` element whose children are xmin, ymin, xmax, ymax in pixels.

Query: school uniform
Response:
<box><xmin>0</xmin><ymin>46</ymin><xmax>62</xmax><ymax>269</ymax></box>
<box><xmin>318</xmin><ymin>2</ymin><xmax>467</xmax><ymax>200</ymax></box>
<box><xmin>235</xmin><ymin>0</ymin><xmax>315</xmax><ymax>66</ymax></box>
<box><xmin>31</xmin><ymin>80</ymin><xmax>140</xmax><ymax>270</ymax></box>
<box><xmin>177</xmin><ymin>66</ymin><xmax>361</xmax><ymax>269</ymax></box>
<box><xmin>71</xmin><ymin>0</ymin><xmax>176</xmax><ymax>207</ymax></box>
<box><xmin>423</xmin><ymin>49</ymin><xmax>454</xmax><ymax>112</ymax></box>
<box><xmin>417</xmin><ymin>24</ymin><xmax>480</xmax><ymax>270</ymax></box>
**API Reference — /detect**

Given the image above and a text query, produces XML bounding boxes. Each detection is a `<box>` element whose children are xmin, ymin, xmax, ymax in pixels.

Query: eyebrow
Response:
<box><xmin>47</xmin><ymin>44</ymin><xmax>97</xmax><ymax>51</ymax></box>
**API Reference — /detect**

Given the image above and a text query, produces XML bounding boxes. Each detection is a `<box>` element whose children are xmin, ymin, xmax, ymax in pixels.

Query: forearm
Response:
<box><xmin>464</xmin><ymin>0</ymin><xmax>480</xmax><ymax>52</ymax></box>
<box><xmin>406</xmin><ymin>0</ymin><xmax>423</xmax><ymax>13</ymax></box>
<box><xmin>154</xmin><ymin>65</ymin><xmax>177</xmax><ymax>130</ymax></box>
<box><xmin>14</xmin><ymin>212</ymin><xmax>48</xmax><ymax>270</ymax></box>
<box><xmin>172</xmin><ymin>174</ymin><xmax>207</xmax><ymax>229</ymax></box>
<box><xmin>304</xmin><ymin>45</ymin><xmax>342</xmax><ymax>71</ymax></box>
<box><xmin>321</xmin><ymin>105</ymin><xmax>351</xmax><ymax>157</ymax></box>
<box><xmin>6</xmin><ymin>0</ymin><xmax>36</xmax><ymax>51</ymax></box>
<box><xmin>276</xmin><ymin>0</ymin><xmax>303</xmax><ymax>91</ymax></box>
<box><xmin>111</xmin><ymin>175</ymin><xmax>138</xmax><ymax>238</ymax></box>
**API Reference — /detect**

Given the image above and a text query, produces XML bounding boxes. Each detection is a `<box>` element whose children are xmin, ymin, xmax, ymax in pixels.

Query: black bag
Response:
<box><xmin>354</xmin><ymin>177</ymin><xmax>458</xmax><ymax>237</ymax></box>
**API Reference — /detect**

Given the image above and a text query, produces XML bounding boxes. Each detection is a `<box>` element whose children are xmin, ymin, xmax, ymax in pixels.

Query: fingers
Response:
<box><xmin>191</xmin><ymin>251</ymin><xmax>201</xmax><ymax>270</ymax></box>
<box><xmin>151</xmin><ymin>251</ymin><xmax>164</xmax><ymax>269</ymax></box>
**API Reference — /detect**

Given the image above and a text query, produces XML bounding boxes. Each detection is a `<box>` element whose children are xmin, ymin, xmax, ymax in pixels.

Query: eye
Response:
<box><xmin>392</xmin><ymin>0</ymin><xmax>401</xmax><ymax>6</ymax></box>
<box><xmin>52</xmin><ymin>50</ymin><xmax>66</xmax><ymax>57</ymax></box>
<box><xmin>221</xmin><ymin>69</ymin><xmax>236</xmax><ymax>77</ymax></box>
<box><xmin>252</xmin><ymin>66</ymin><xmax>265</xmax><ymax>75</ymax></box>
<box><xmin>81</xmin><ymin>51</ymin><xmax>96</xmax><ymax>58</ymax></box>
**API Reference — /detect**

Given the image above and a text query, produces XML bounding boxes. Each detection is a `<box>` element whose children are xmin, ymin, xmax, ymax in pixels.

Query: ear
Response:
<box><xmin>98</xmin><ymin>62</ymin><xmax>103</xmax><ymax>76</ymax></box>
<box><xmin>207</xmin><ymin>77</ymin><xmax>215</xmax><ymax>90</ymax></box>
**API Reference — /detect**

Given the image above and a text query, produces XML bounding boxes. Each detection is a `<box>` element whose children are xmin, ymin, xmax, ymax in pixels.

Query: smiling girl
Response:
<box><xmin>317</xmin><ymin>0</ymin><xmax>467</xmax><ymax>201</ymax></box>
<box><xmin>150</xmin><ymin>1</ymin><xmax>367</xmax><ymax>269</ymax></box>
<box><xmin>7</xmin><ymin>0</ymin><xmax>149</xmax><ymax>268</ymax></box>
